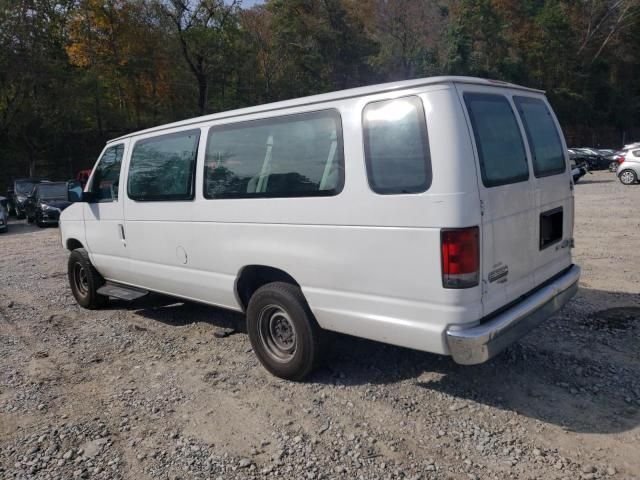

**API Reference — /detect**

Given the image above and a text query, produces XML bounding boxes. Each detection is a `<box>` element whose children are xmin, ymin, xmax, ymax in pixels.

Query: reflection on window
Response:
<box><xmin>464</xmin><ymin>93</ymin><xmax>529</xmax><ymax>187</ymax></box>
<box><xmin>91</xmin><ymin>144</ymin><xmax>124</xmax><ymax>202</ymax></box>
<box><xmin>204</xmin><ymin>111</ymin><xmax>343</xmax><ymax>199</ymax></box>
<box><xmin>128</xmin><ymin>130</ymin><xmax>200</xmax><ymax>201</ymax></box>
<box><xmin>363</xmin><ymin>96</ymin><xmax>431</xmax><ymax>194</ymax></box>
<box><xmin>514</xmin><ymin>96</ymin><xmax>565</xmax><ymax>177</ymax></box>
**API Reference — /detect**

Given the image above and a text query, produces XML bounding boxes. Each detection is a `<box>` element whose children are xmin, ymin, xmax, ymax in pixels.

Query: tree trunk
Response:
<box><xmin>198</xmin><ymin>74</ymin><xmax>208</xmax><ymax>115</ymax></box>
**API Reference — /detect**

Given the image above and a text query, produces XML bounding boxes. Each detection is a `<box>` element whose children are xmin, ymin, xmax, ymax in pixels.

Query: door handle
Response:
<box><xmin>118</xmin><ymin>224</ymin><xmax>126</xmax><ymax>246</ymax></box>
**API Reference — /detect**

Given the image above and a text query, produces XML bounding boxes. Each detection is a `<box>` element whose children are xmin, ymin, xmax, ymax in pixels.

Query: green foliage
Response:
<box><xmin>0</xmin><ymin>0</ymin><xmax>639</xmax><ymax>189</ymax></box>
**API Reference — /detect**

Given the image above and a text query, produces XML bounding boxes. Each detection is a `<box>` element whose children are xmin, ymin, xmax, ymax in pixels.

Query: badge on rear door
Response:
<box><xmin>488</xmin><ymin>264</ymin><xmax>509</xmax><ymax>283</ymax></box>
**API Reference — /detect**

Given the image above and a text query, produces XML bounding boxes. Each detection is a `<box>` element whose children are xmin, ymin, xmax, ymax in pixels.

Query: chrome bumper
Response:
<box><xmin>446</xmin><ymin>264</ymin><xmax>580</xmax><ymax>365</ymax></box>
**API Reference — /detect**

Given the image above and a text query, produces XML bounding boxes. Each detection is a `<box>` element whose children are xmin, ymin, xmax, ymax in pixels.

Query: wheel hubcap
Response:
<box><xmin>621</xmin><ymin>171</ymin><xmax>635</xmax><ymax>184</ymax></box>
<box><xmin>73</xmin><ymin>263</ymin><xmax>89</xmax><ymax>296</ymax></box>
<box><xmin>257</xmin><ymin>305</ymin><xmax>297</xmax><ymax>362</ymax></box>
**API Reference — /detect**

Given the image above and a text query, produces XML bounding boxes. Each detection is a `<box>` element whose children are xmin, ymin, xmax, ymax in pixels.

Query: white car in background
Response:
<box><xmin>617</xmin><ymin>148</ymin><xmax>640</xmax><ymax>185</ymax></box>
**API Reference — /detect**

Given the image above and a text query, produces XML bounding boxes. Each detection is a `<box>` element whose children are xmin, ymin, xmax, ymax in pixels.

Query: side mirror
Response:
<box><xmin>67</xmin><ymin>181</ymin><xmax>88</xmax><ymax>203</ymax></box>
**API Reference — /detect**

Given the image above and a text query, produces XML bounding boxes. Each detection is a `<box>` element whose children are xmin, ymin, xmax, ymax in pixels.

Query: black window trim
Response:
<box><xmin>89</xmin><ymin>143</ymin><xmax>125</xmax><ymax>204</ymax></box>
<box><xmin>463</xmin><ymin>92</ymin><xmax>530</xmax><ymax>188</ymax></box>
<box><xmin>513</xmin><ymin>95</ymin><xmax>567</xmax><ymax>178</ymax></box>
<box><xmin>127</xmin><ymin>128</ymin><xmax>201</xmax><ymax>202</ymax></box>
<box><xmin>203</xmin><ymin>108</ymin><xmax>345</xmax><ymax>200</ymax></box>
<box><xmin>362</xmin><ymin>95</ymin><xmax>432</xmax><ymax>195</ymax></box>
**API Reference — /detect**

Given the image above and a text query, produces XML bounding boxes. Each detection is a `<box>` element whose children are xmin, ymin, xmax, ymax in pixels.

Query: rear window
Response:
<box><xmin>464</xmin><ymin>93</ymin><xmax>529</xmax><ymax>187</ymax></box>
<box><xmin>362</xmin><ymin>96</ymin><xmax>431</xmax><ymax>194</ymax></box>
<box><xmin>514</xmin><ymin>96</ymin><xmax>566</xmax><ymax>177</ymax></box>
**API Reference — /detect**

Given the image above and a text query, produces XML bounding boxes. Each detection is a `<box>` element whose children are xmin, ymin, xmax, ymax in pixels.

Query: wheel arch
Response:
<box><xmin>66</xmin><ymin>238</ymin><xmax>85</xmax><ymax>251</ymax></box>
<box><xmin>235</xmin><ymin>265</ymin><xmax>300</xmax><ymax>312</ymax></box>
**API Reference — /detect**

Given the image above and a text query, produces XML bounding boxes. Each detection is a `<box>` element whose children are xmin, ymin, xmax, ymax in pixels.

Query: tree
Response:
<box><xmin>155</xmin><ymin>0</ymin><xmax>241</xmax><ymax>115</ymax></box>
<box><xmin>268</xmin><ymin>0</ymin><xmax>378</xmax><ymax>96</ymax></box>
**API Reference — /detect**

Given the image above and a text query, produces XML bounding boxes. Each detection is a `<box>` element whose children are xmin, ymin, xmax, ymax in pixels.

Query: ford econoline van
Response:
<box><xmin>60</xmin><ymin>76</ymin><xmax>580</xmax><ymax>380</ymax></box>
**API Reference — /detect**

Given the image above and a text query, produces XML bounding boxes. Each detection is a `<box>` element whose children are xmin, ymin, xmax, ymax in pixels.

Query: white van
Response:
<box><xmin>60</xmin><ymin>76</ymin><xmax>580</xmax><ymax>380</ymax></box>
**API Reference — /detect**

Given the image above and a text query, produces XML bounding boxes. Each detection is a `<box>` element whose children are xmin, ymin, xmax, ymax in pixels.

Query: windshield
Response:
<box><xmin>15</xmin><ymin>181</ymin><xmax>37</xmax><ymax>195</ymax></box>
<box><xmin>38</xmin><ymin>183</ymin><xmax>67</xmax><ymax>199</ymax></box>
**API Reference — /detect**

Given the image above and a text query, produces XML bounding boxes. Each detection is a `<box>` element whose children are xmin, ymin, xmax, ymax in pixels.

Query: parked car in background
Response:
<box><xmin>60</xmin><ymin>76</ymin><xmax>580</xmax><ymax>380</ymax></box>
<box><xmin>617</xmin><ymin>148</ymin><xmax>640</xmax><ymax>185</ymax></box>
<box><xmin>570</xmin><ymin>148</ymin><xmax>609</xmax><ymax>170</ymax></box>
<box><xmin>0</xmin><ymin>198</ymin><xmax>8</xmax><ymax>233</ymax></box>
<box><xmin>5</xmin><ymin>187</ymin><xmax>14</xmax><ymax>214</ymax></box>
<box><xmin>608</xmin><ymin>151</ymin><xmax>626</xmax><ymax>172</ymax></box>
<box><xmin>9</xmin><ymin>178</ymin><xmax>46</xmax><ymax>218</ymax></box>
<box><xmin>25</xmin><ymin>182</ymin><xmax>72</xmax><ymax>227</ymax></box>
<box><xmin>570</xmin><ymin>161</ymin><xmax>590</xmax><ymax>183</ymax></box>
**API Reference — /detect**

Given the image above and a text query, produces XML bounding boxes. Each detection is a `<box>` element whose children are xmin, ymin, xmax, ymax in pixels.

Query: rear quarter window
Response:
<box><xmin>513</xmin><ymin>96</ymin><xmax>566</xmax><ymax>177</ymax></box>
<box><xmin>362</xmin><ymin>96</ymin><xmax>431</xmax><ymax>194</ymax></box>
<box><xmin>463</xmin><ymin>93</ymin><xmax>529</xmax><ymax>188</ymax></box>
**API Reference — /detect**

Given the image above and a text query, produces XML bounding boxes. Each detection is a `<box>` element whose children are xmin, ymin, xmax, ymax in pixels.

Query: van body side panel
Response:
<box><xmin>58</xmin><ymin>203</ymin><xmax>86</xmax><ymax>249</ymax></box>
<box><xmin>84</xmin><ymin>139</ymin><xmax>132</xmax><ymax>281</ymax></box>
<box><xmin>122</xmin><ymin>129</ymin><xmax>205</xmax><ymax>298</ymax></box>
<box><xmin>184</xmin><ymin>86</ymin><xmax>482</xmax><ymax>354</ymax></box>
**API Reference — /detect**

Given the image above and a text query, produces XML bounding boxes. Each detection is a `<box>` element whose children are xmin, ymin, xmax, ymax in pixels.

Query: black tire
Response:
<box><xmin>26</xmin><ymin>214</ymin><xmax>34</xmax><ymax>224</ymax></box>
<box><xmin>247</xmin><ymin>282</ymin><xmax>324</xmax><ymax>380</ymax></box>
<box><xmin>67</xmin><ymin>248</ymin><xmax>109</xmax><ymax>309</ymax></box>
<box><xmin>619</xmin><ymin>169</ymin><xmax>637</xmax><ymax>185</ymax></box>
<box><xmin>36</xmin><ymin>213</ymin><xmax>44</xmax><ymax>228</ymax></box>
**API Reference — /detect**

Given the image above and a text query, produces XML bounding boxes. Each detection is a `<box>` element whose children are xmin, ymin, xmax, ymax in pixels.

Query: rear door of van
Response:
<box><xmin>455</xmin><ymin>82</ymin><xmax>573</xmax><ymax>316</ymax></box>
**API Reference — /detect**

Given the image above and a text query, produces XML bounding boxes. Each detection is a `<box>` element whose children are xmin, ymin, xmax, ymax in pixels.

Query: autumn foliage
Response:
<box><xmin>1</xmin><ymin>0</ymin><xmax>639</xmax><ymax>184</ymax></box>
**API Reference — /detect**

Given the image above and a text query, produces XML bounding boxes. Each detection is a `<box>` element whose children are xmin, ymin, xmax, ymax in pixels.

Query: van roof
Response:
<box><xmin>108</xmin><ymin>76</ymin><xmax>544</xmax><ymax>143</ymax></box>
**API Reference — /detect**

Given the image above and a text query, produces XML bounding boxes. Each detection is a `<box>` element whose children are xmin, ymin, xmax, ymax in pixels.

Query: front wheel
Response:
<box><xmin>67</xmin><ymin>248</ymin><xmax>109</xmax><ymax>309</ymax></box>
<box><xmin>246</xmin><ymin>282</ymin><xmax>324</xmax><ymax>381</ymax></box>
<box><xmin>619</xmin><ymin>169</ymin><xmax>637</xmax><ymax>185</ymax></box>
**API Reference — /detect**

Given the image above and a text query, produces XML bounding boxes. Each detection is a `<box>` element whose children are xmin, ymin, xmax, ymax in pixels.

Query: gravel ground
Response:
<box><xmin>1</xmin><ymin>170</ymin><xmax>639</xmax><ymax>480</ymax></box>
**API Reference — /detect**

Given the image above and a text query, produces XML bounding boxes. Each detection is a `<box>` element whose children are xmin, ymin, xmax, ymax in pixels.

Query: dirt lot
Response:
<box><xmin>1</xmin><ymin>170</ymin><xmax>639</xmax><ymax>480</ymax></box>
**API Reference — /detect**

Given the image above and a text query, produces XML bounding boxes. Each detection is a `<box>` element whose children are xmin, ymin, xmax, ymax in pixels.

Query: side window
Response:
<box><xmin>362</xmin><ymin>96</ymin><xmax>431</xmax><ymax>194</ymax></box>
<box><xmin>464</xmin><ymin>93</ymin><xmax>529</xmax><ymax>187</ymax></box>
<box><xmin>514</xmin><ymin>96</ymin><xmax>566</xmax><ymax>177</ymax></box>
<box><xmin>633</xmin><ymin>150</ymin><xmax>640</xmax><ymax>158</ymax></box>
<box><xmin>128</xmin><ymin>130</ymin><xmax>200</xmax><ymax>201</ymax></box>
<box><xmin>90</xmin><ymin>144</ymin><xmax>124</xmax><ymax>202</ymax></box>
<box><xmin>204</xmin><ymin>110</ymin><xmax>343</xmax><ymax>199</ymax></box>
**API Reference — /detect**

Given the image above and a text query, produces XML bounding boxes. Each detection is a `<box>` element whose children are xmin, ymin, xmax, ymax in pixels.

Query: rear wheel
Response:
<box><xmin>619</xmin><ymin>169</ymin><xmax>637</xmax><ymax>185</ymax></box>
<box><xmin>67</xmin><ymin>248</ymin><xmax>109</xmax><ymax>309</ymax></box>
<box><xmin>246</xmin><ymin>282</ymin><xmax>324</xmax><ymax>380</ymax></box>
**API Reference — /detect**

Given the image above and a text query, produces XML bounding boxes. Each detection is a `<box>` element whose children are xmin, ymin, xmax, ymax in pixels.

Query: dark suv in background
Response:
<box><xmin>7</xmin><ymin>178</ymin><xmax>46</xmax><ymax>218</ymax></box>
<box><xmin>25</xmin><ymin>182</ymin><xmax>72</xmax><ymax>227</ymax></box>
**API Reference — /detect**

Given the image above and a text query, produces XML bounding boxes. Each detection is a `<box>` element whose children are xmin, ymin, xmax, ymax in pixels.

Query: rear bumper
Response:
<box><xmin>446</xmin><ymin>264</ymin><xmax>580</xmax><ymax>365</ymax></box>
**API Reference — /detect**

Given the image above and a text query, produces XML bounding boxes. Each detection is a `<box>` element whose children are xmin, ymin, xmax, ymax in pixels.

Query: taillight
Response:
<box><xmin>441</xmin><ymin>227</ymin><xmax>480</xmax><ymax>289</ymax></box>
<box><xmin>617</xmin><ymin>156</ymin><xmax>625</xmax><ymax>164</ymax></box>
